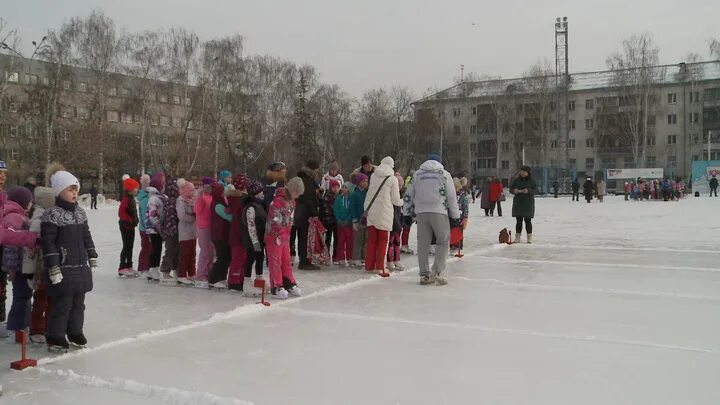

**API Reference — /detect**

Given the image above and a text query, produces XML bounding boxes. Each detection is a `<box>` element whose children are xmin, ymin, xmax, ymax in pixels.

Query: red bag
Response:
<box><xmin>450</xmin><ymin>227</ymin><xmax>463</xmax><ymax>246</ymax></box>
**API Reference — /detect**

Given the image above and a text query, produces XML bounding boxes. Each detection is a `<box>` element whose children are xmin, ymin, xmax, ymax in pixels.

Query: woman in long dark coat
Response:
<box><xmin>510</xmin><ymin>166</ymin><xmax>537</xmax><ymax>244</ymax></box>
<box><xmin>479</xmin><ymin>177</ymin><xmax>493</xmax><ymax>216</ymax></box>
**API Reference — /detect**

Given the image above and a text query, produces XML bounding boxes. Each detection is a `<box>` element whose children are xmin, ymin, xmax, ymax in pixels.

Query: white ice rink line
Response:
<box><xmin>278</xmin><ymin>307</ymin><xmax>720</xmax><ymax>356</ymax></box>
<box><xmin>520</xmin><ymin>243</ymin><xmax>720</xmax><ymax>255</ymax></box>
<box><xmin>453</xmin><ymin>277</ymin><xmax>720</xmax><ymax>302</ymax></box>
<box><xmin>478</xmin><ymin>256</ymin><xmax>720</xmax><ymax>273</ymax></box>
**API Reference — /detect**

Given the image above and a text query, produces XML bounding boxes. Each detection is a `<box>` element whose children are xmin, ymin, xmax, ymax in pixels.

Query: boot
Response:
<box><xmin>514</xmin><ymin>233</ymin><xmax>522</xmax><ymax>243</ymax></box>
<box><xmin>527</xmin><ymin>234</ymin><xmax>533</xmax><ymax>244</ymax></box>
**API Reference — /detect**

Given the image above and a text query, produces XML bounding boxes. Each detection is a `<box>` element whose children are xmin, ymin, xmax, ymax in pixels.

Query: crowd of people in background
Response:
<box><xmin>624</xmin><ymin>177</ymin><xmax>687</xmax><ymax>201</ymax></box>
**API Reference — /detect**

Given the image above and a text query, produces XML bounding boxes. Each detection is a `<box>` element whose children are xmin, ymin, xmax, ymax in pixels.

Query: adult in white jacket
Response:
<box><xmin>364</xmin><ymin>156</ymin><xmax>403</xmax><ymax>276</ymax></box>
<box><xmin>403</xmin><ymin>154</ymin><xmax>460</xmax><ymax>285</ymax></box>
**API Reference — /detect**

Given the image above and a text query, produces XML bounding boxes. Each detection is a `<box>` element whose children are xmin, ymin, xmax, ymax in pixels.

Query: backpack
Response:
<box><xmin>499</xmin><ymin>228</ymin><xmax>510</xmax><ymax>244</ymax></box>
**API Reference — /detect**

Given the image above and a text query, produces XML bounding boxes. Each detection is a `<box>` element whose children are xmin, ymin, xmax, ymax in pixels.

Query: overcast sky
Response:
<box><xmin>3</xmin><ymin>0</ymin><xmax>718</xmax><ymax>98</ymax></box>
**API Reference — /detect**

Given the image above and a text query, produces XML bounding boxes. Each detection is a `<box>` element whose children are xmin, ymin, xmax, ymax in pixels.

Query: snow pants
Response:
<box><xmin>196</xmin><ymin>228</ymin><xmax>214</xmax><ymax>282</ymax></box>
<box><xmin>160</xmin><ymin>234</ymin><xmax>179</xmax><ymax>274</ymax></box>
<box><xmin>46</xmin><ymin>292</ymin><xmax>85</xmax><ymax>340</ymax></box>
<box><xmin>119</xmin><ymin>222</ymin><xmax>135</xmax><ymax>270</ymax></box>
<box><xmin>209</xmin><ymin>240</ymin><xmax>231</xmax><ymax>284</ymax></box>
<box><xmin>416</xmin><ymin>213</ymin><xmax>450</xmax><ymax>278</ymax></box>
<box><xmin>365</xmin><ymin>226</ymin><xmax>390</xmax><ymax>271</ymax></box>
<box><xmin>149</xmin><ymin>233</ymin><xmax>163</xmax><ymax>268</ymax></box>
<box><xmin>387</xmin><ymin>231</ymin><xmax>401</xmax><ymax>263</ymax></box>
<box><xmin>138</xmin><ymin>231</ymin><xmax>152</xmax><ymax>272</ymax></box>
<box><xmin>266</xmin><ymin>237</ymin><xmax>296</xmax><ymax>289</ymax></box>
<box><xmin>177</xmin><ymin>239</ymin><xmax>197</xmax><ymax>278</ymax></box>
<box><xmin>335</xmin><ymin>225</ymin><xmax>354</xmax><ymax>262</ymax></box>
<box><xmin>352</xmin><ymin>224</ymin><xmax>367</xmax><ymax>262</ymax></box>
<box><xmin>30</xmin><ymin>279</ymin><xmax>50</xmax><ymax>336</ymax></box>
<box><xmin>228</xmin><ymin>245</ymin><xmax>247</xmax><ymax>287</ymax></box>
<box><xmin>7</xmin><ymin>269</ymin><xmax>32</xmax><ymax>331</ymax></box>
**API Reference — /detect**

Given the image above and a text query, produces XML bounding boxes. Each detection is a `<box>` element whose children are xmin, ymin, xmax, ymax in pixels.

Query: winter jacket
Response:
<box><xmin>137</xmin><ymin>189</ymin><xmax>150</xmax><ymax>232</ymax></box>
<box><xmin>510</xmin><ymin>176</ymin><xmax>537</xmax><ymax>218</ymax></box>
<box><xmin>195</xmin><ymin>192</ymin><xmax>213</xmax><ymax>230</ymax></box>
<box><xmin>321</xmin><ymin>172</ymin><xmax>344</xmax><ymax>192</ymax></box>
<box><xmin>263</xmin><ymin>170</ymin><xmax>286</xmax><ymax>209</ymax></box>
<box><xmin>41</xmin><ymin>198</ymin><xmax>97</xmax><ymax>297</ymax></box>
<box><xmin>623</xmin><ymin>183</ymin><xmax>631</xmax><ymax>193</ymax></box>
<box><xmin>210</xmin><ymin>183</ymin><xmax>231</xmax><ymax>241</ymax></box>
<box><xmin>582</xmin><ymin>180</ymin><xmax>594</xmax><ymax>197</ymax></box>
<box><xmin>226</xmin><ymin>189</ymin><xmax>246</xmax><ymax>246</ymax></box>
<box><xmin>161</xmin><ymin>179</ymin><xmax>179</xmax><ymax>239</ymax></box>
<box><xmin>2</xmin><ymin>200</ymin><xmax>30</xmax><ymax>276</ymax></box>
<box><xmin>710</xmin><ymin>177</ymin><xmax>719</xmax><ymax>189</ymax></box>
<box><xmin>489</xmin><ymin>182</ymin><xmax>504</xmax><ymax>202</ymax></box>
<box><xmin>597</xmin><ymin>181</ymin><xmax>607</xmax><ymax>196</ymax></box>
<box><xmin>403</xmin><ymin>159</ymin><xmax>461</xmax><ymax>220</ymax></box>
<box><xmin>0</xmin><ymin>192</ymin><xmax>38</xmax><ymax>248</ymax></box>
<box><xmin>480</xmin><ymin>183</ymin><xmax>492</xmax><ymax>209</ymax></box>
<box><xmin>364</xmin><ymin>158</ymin><xmax>403</xmax><ymax>232</ymax></box>
<box><xmin>295</xmin><ymin>166</ymin><xmax>320</xmax><ymax>226</ymax></box>
<box><xmin>144</xmin><ymin>187</ymin><xmax>166</xmax><ymax>235</ymax></box>
<box><xmin>118</xmin><ymin>192</ymin><xmax>138</xmax><ymax>229</ymax></box>
<box><xmin>457</xmin><ymin>190</ymin><xmax>470</xmax><ymax>220</ymax></box>
<box><xmin>571</xmin><ymin>180</ymin><xmax>580</xmax><ymax>193</ymax></box>
<box><xmin>266</xmin><ymin>187</ymin><xmax>295</xmax><ymax>242</ymax></box>
<box><xmin>333</xmin><ymin>194</ymin><xmax>353</xmax><ymax>226</ymax></box>
<box><xmin>176</xmin><ymin>196</ymin><xmax>197</xmax><ymax>242</ymax></box>
<box><xmin>241</xmin><ymin>196</ymin><xmax>267</xmax><ymax>250</ymax></box>
<box><xmin>349</xmin><ymin>187</ymin><xmax>368</xmax><ymax>223</ymax></box>
<box><xmin>22</xmin><ymin>186</ymin><xmax>53</xmax><ymax>276</ymax></box>
<box><xmin>321</xmin><ymin>191</ymin><xmax>338</xmax><ymax>229</ymax></box>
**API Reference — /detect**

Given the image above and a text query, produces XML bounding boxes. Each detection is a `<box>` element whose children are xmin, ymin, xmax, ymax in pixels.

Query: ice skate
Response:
<box><xmin>30</xmin><ymin>334</ymin><xmax>46</xmax><ymax>344</ymax></box>
<box><xmin>400</xmin><ymin>246</ymin><xmax>414</xmax><ymax>254</ymax></box>
<box><xmin>434</xmin><ymin>275</ymin><xmax>448</xmax><ymax>286</ymax></box>
<box><xmin>271</xmin><ymin>287</ymin><xmax>289</xmax><ymax>299</ymax></box>
<box><xmin>159</xmin><ymin>272</ymin><xmax>177</xmax><ymax>286</ymax></box>
<box><xmin>68</xmin><ymin>334</ymin><xmax>87</xmax><ymax>349</ymax></box>
<box><xmin>194</xmin><ymin>280</ymin><xmax>210</xmax><ymax>289</ymax></box>
<box><xmin>420</xmin><ymin>275</ymin><xmax>435</xmax><ymax>285</ymax></box>
<box><xmin>47</xmin><ymin>336</ymin><xmax>69</xmax><ymax>353</ymax></box>
<box><xmin>386</xmin><ymin>262</ymin><xmax>396</xmax><ymax>272</ymax></box>
<box><xmin>288</xmin><ymin>285</ymin><xmax>302</xmax><ymax>297</ymax></box>
<box><xmin>378</xmin><ymin>269</ymin><xmax>390</xmax><ymax>278</ymax></box>
<box><xmin>177</xmin><ymin>277</ymin><xmax>194</xmax><ymax>286</ymax></box>
<box><xmin>148</xmin><ymin>267</ymin><xmax>160</xmax><ymax>281</ymax></box>
<box><xmin>394</xmin><ymin>262</ymin><xmax>405</xmax><ymax>272</ymax></box>
<box><xmin>118</xmin><ymin>267</ymin><xmax>135</xmax><ymax>278</ymax></box>
<box><xmin>211</xmin><ymin>280</ymin><xmax>228</xmax><ymax>289</ymax></box>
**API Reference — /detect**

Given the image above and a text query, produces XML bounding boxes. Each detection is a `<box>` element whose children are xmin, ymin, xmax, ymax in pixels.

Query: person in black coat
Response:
<box><xmin>582</xmin><ymin>177</ymin><xmax>594</xmax><ymax>203</ymax></box>
<box><xmin>241</xmin><ymin>181</ymin><xmax>267</xmax><ymax>290</ymax></box>
<box><xmin>571</xmin><ymin>178</ymin><xmax>580</xmax><ymax>202</ymax></box>
<box><xmin>295</xmin><ymin>160</ymin><xmax>321</xmax><ymax>270</ymax></box>
<box><xmin>89</xmin><ymin>184</ymin><xmax>99</xmax><ymax>210</ymax></box>
<box><xmin>510</xmin><ymin>166</ymin><xmax>537</xmax><ymax>243</ymax></box>
<box><xmin>710</xmin><ymin>176</ymin><xmax>719</xmax><ymax>197</ymax></box>
<box><xmin>42</xmin><ymin>164</ymin><xmax>97</xmax><ymax>351</ymax></box>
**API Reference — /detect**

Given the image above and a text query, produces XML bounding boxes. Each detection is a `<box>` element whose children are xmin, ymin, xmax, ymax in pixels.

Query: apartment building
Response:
<box><xmin>413</xmin><ymin>61</ymin><xmax>720</xmax><ymax>188</ymax></box>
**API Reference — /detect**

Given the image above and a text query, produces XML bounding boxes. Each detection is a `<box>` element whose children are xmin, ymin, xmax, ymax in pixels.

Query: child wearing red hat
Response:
<box><xmin>118</xmin><ymin>175</ymin><xmax>140</xmax><ymax>277</ymax></box>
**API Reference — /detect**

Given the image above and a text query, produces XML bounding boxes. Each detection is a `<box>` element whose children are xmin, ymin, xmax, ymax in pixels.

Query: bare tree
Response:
<box><xmin>308</xmin><ymin>83</ymin><xmax>355</xmax><ymax>168</ymax></box>
<box><xmin>523</xmin><ymin>61</ymin><xmax>556</xmax><ymax>167</ymax></box>
<box><xmin>389</xmin><ymin>85</ymin><xmax>414</xmax><ymax>170</ymax></box>
<box><xmin>710</xmin><ymin>38</ymin><xmax>720</xmax><ymax>60</ymax></box>
<box><xmin>606</xmin><ymin>33</ymin><xmax>660</xmax><ymax>168</ymax></box>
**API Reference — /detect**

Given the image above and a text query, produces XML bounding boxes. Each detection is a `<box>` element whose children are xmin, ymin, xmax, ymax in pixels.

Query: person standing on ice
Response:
<box><xmin>209</xmin><ymin>182</ymin><xmax>232</xmax><ymax>289</ymax></box>
<box><xmin>709</xmin><ymin>176</ymin><xmax>718</xmax><ymax>197</ymax></box>
<box><xmin>510</xmin><ymin>166</ymin><xmax>537</xmax><ymax>244</ymax></box>
<box><xmin>136</xmin><ymin>174</ymin><xmax>152</xmax><ymax>277</ymax></box>
<box><xmin>194</xmin><ymin>177</ymin><xmax>215</xmax><ymax>289</ymax></box>
<box><xmin>364</xmin><ymin>156</ymin><xmax>403</xmax><ymax>278</ymax></box>
<box><xmin>144</xmin><ymin>173</ymin><xmax>166</xmax><ymax>281</ymax></box>
<box><xmin>175</xmin><ymin>178</ymin><xmax>197</xmax><ymax>286</ymax></box>
<box><xmin>403</xmin><ymin>154</ymin><xmax>461</xmax><ymax>286</ymax></box>
<box><xmin>42</xmin><ymin>163</ymin><xmax>98</xmax><ymax>351</ymax></box>
<box><xmin>623</xmin><ymin>181</ymin><xmax>631</xmax><ymax>201</ymax></box>
<box><xmin>582</xmin><ymin>177</ymin><xmax>594</xmax><ymax>203</ymax></box>
<box><xmin>571</xmin><ymin>178</ymin><xmax>580</xmax><ymax>202</ymax></box>
<box><xmin>596</xmin><ymin>179</ymin><xmax>606</xmax><ymax>203</ymax></box>
<box><xmin>159</xmin><ymin>177</ymin><xmax>180</xmax><ymax>284</ymax></box>
<box><xmin>266</xmin><ymin>177</ymin><xmax>305</xmax><ymax>299</ymax></box>
<box><xmin>117</xmin><ymin>176</ymin><xmax>140</xmax><ymax>277</ymax></box>
<box><xmin>226</xmin><ymin>173</ymin><xmax>248</xmax><ymax>291</ymax></box>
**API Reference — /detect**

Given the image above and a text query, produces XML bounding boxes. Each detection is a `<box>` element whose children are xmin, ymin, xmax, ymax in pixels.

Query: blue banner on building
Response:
<box><xmin>691</xmin><ymin>161</ymin><xmax>720</xmax><ymax>194</ymax></box>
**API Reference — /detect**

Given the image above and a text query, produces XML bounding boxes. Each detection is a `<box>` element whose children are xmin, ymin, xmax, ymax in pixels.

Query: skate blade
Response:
<box><xmin>48</xmin><ymin>346</ymin><xmax>68</xmax><ymax>353</ymax></box>
<box><xmin>69</xmin><ymin>342</ymin><xmax>87</xmax><ymax>349</ymax></box>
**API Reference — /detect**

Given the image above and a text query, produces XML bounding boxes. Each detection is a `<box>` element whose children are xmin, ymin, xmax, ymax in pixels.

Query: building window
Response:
<box><xmin>172</xmin><ymin>116</ymin><xmax>182</xmax><ymax>128</ymax></box>
<box><xmin>134</xmin><ymin>114</ymin><xmax>143</xmax><ymax>125</ymax></box>
<box><xmin>5</xmin><ymin>72</ymin><xmax>19</xmax><ymax>82</ymax></box>
<box><xmin>108</xmin><ymin>87</ymin><xmax>118</xmax><ymax>97</ymax></box>
<box><xmin>516</xmin><ymin>104</ymin><xmax>523</xmax><ymax>114</ymax></box>
<box><xmin>472</xmin><ymin>106</ymin><xmax>477</xmax><ymax>115</ymax></box>
<box><xmin>568</xmin><ymin>100</ymin><xmax>575</xmax><ymax>111</ymax></box>
<box><xmin>41</xmin><ymin>77</ymin><xmax>49</xmax><ymax>86</ymax></box>
<box><xmin>28</xmin><ymin>74</ymin><xmax>39</xmax><ymax>85</ymax></box>
<box><xmin>585</xmin><ymin>119</ymin><xmax>594</xmax><ymax>130</ymax></box>
<box><xmin>624</xmin><ymin>156</ymin><xmax>634</xmax><ymax>168</ymax></box>
<box><xmin>78</xmin><ymin>82</ymin><xmax>87</xmax><ymax>92</ymax></box>
<box><xmin>569</xmin><ymin>158</ymin><xmax>576</xmax><ymax>168</ymax></box>
<box><xmin>647</xmin><ymin>115</ymin><xmax>656</xmax><ymax>125</ymax></box>
<box><xmin>121</xmin><ymin>87</ymin><xmax>131</xmax><ymax>97</ymax></box>
<box><xmin>150</xmin><ymin>115</ymin><xmax>159</xmax><ymax>126</ymax></box>
<box><xmin>667</xmin><ymin>93</ymin><xmax>677</xmax><ymax>104</ymax></box>
<box><xmin>160</xmin><ymin>115</ymin><xmax>171</xmax><ymax>127</ymax></box>
<box><xmin>159</xmin><ymin>93</ymin><xmax>168</xmax><ymax>103</ymax></box>
<box><xmin>453</xmin><ymin>125</ymin><xmax>460</xmax><ymax>136</ymax></box>
<box><xmin>585</xmin><ymin>99</ymin><xmax>594</xmax><ymax>109</ymax></box>
<box><xmin>501</xmin><ymin>160</ymin><xmax>510</xmax><ymax>170</ymax></box>
<box><xmin>62</xmin><ymin>106</ymin><xmax>75</xmax><ymax>118</ymax></box>
<box><xmin>173</xmin><ymin>95</ymin><xmax>181</xmax><ymax>105</ymax></box>
<box><xmin>107</xmin><ymin>111</ymin><xmax>119</xmax><ymax>122</ymax></box>
<box><xmin>9</xmin><ymin>125</ymin><xmax>18</xmax><ymax>137</ymax></box>
<box><xmin>691</xmin><ymin>91</ymin><xmax>700</xmax><ymax>103</ymax></box>
<box><xmin>550</xmin><ymin>140</ymin><xmax>558</xmax><ymax>148</ymax></box>
<box><xmin>647</xmin><ymin>156</ymin><xmax>656</xmax><ymax>166</ymax></box>
<box><xmin>78</xmin><ymin>107</ymin><xmax>89</xmax><ymax>120</ymax></box>
<box><xmin>470</xmin><ymin>125</ymin><xmax>477</xmax><ymax>134</ymax></box>
<box><xmin>9</xmin><ymin>102</ymin><xmax>18</xmax><ymax>113</ymax></box>
<box><xmin>62</xmin><ymin>80</ymin><xmax>71</xmax><ymax>90</ymax></box>
<box><xmin>667</xmin><ymin>114</ymin><xmax>677</xmax><ymax>125</ymax></box>
<box><xmin>667</xmin><ymin>135</ymin><xmax>677</xmax><ymax>145</ymax></box>
<box><xmin>185</xmin><ymin>97</ymin><xmax>191</xmax><ymax>106</ymax></box>
<box><xmin>121</xmin><ymin>112</ymin><xmax>133</xmax><ymax>124</ymax></box>
<box><xmin>10</xmin><ymin>149</ymin><xmax>19</xmax><ymax>161</ymax></box>
<box><xmin>568</xmin><ymin>120</ymin><xmax>575</xmax><ymax>130</ymax></box>
<box><xmin>568</xmin><ymin>139</ymin><xmax>576</xmax><ymax>148</ymax></box>
<box><xmin>585</xmin><ymin>158</ymin><xmax>594</xmax><ymax>169</ymax></box>
<box><xmin>501</xmin><ymin>142</ymin><xmax>510</xmax><ymax>152</ymax></box>
<box><xmin>471</xmin><ymin>161</ymin><xmax>477</xmax><ymax>170</ymax></box>
<box><xmin>147</xmin><ymin>92</ymin><xmax>157</xmax><ymax>101</ymax></box>
<box><xmin>667</xmin><ymin>155</ymin><xmax>676</xmax><ymax>167</ymax></box>
<box><xmin>647</xmin><ymin>135</ymin><xmax>656</xmax><ymax>146</ymax></box>
<box><xmin>689</xmin><ymin>112</ymin><xmax>699</xmax><ymax>124</ymax></box>
<box><xmin>601</xmin><ymin>157</ymin><xmax>616</xmax><ymax>169</ymax></box>
<box><xmin>692</xmin><ymin>155</ymin><xmax>699</xmax><ymax>161</ymax></box>
<box><xmin>586</xmin><ymin>139</ymin><xmax>594</xmax><ymax>148</ymax></box>
<box><xmin>59</xmin><ymin>128</ymin><xmax>70</xmax><ymax>142</ymax></box>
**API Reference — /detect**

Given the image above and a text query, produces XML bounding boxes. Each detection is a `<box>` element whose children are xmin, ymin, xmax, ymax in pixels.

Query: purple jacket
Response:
<box><xmin>2</xmin><ymin>200</ymin><xmax>30</xmax><ymax>274</ymax></box>
<box><xmin>0</xmin><ymin>192</ymin><xmax>37</xmax><ymax>248</ymax></box>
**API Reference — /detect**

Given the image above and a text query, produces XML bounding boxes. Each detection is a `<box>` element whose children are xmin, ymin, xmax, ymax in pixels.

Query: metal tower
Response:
<box><xmin>554</xmin><ymin>17</ymin><xmax>570</xmax><ymax>170</ymax></box>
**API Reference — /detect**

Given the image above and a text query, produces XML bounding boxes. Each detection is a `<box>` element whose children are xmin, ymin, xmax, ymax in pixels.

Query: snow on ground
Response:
<box><xmin>1</xmin><ymin>195</ymin><xmax>719</xmax><ymax>404</ymax></box>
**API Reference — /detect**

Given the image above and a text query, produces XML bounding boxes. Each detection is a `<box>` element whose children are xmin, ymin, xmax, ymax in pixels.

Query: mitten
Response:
<box><xmin>49</xmin><ymin>266</ymin><xmax>63</xmax><ymax>284</ymax></box>
<box><xmin>89</xmin><ymin>257</ymin><xmax>98</xmax><ymax>269</ymax></box>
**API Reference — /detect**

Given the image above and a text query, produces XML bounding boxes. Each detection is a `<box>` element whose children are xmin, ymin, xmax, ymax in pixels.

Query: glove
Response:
<box><xmin>253</xmin><ymin>242</ymin><xmax>262</xmax><ymax>253</ymax></box>
<box><xmin>49</xmin><ymin>266</ymin><xmax>63</xmax><ymax>284</ymax></box>
<box><xmin>352</xmin><ymin>223</ymin><xmax>359</xmax><ymax>232</ymax></box>
<box><xmin>89</xmin><ymin>257</ymin><xmax>98</xmax><ymax>269</ymax></box>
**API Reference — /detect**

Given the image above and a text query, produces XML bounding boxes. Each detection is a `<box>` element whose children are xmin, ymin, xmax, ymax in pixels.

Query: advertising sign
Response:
<box><xmin>606</xmin><ymin>168</ymin><xmax>664</xmax><ymax>180</ymax></box>
<box><xmin>691</xmin><ymin>161</ymin><xmax>720</xmax><ymax>194</ymax></box>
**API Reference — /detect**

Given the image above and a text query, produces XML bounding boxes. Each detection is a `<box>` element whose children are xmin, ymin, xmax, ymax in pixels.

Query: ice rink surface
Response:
<box><xmin>1</xmin><ymin>195</ymin><xmax>719</xmax><ymax>404</ymax></box>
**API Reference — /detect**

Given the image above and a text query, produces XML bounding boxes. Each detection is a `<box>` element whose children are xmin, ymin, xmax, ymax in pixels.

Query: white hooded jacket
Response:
<box><xmin>403</xmin><ymin>159</ymin><xmax>461</xmax><ymax>219</ymax></box>
<box><xmin>364</xmin><ymin>157</ymin><xmax>403</xmax><ymax>231</ymax></box>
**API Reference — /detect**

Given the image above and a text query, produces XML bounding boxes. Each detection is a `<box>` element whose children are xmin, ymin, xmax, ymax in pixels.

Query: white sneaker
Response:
<box><xmin>148</xmin><ymin>267</ymin><xmax>160</xmax><ymax>281</ymax></box>
<box><xmin>177</xmin><ymin>277</ymin><xmax>194</xmax><ymax>286</ymax></box>
<box><xmin>194</xmin><ymin>280</ymin><xmax>209</xmax><ymax>289</ymax></box>
<box><xmin>211</xmin><ymin>280</ymin><xmax>228</xmax><ymax>289</ymax></box>
<box><xmin>288</xmin><ymin>285</ymin><xmax>302</xmax><ymax>297</ymax></box>
<box><xmin>400</xmin><ymin>246</ymin><xmax>414</xmax><ymax>254</ymax></box>
<box><xmin>272</xmin><ymin>287</ymin><xmax>289</xmax><ymax>299</ymax></box>
<box><xmin>394</xmin><ymin>262</ymin><xmax>405</xmax><ymax>272</ymax></box>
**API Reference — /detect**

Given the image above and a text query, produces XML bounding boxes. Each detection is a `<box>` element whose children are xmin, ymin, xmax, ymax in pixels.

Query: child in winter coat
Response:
<box><xmin>25</xmin><ymin>186</ymin><xmax>54</xmax><ymax>344</ymax></box>
<box><xmin>209</xmin><ymin>182</ymin><xmax>232</xmax><ymax>288</ymax></box>
<box><xmin>194</xmin><ymin>177</ymin><xmax>215</xmax><ymax>288</ymax></box>
<box><xmin>241</xmin><ymin>180</ymin><xmax>266</xmax><ymax>294</ymax></box>
<box><xmin>159</xmin><ymin>177</ymin><xmax>179</xmax><ymax>284</ymax></box>
<box><xmin>137</xmin><ymin>174</ymin><xmax>152</xmax><ymax>275</ymax></box>
<box><xmin>349</xmin><ymin>173</ymin><xmax>369</xmax><ymax>267</ymax></box>
<box><xmin>386</xmin><ymin>174</ymin><xmax>405</xmax><ymax>272</ymax></box>
<box><xmin>265</xmin><ymin>177</ymin><xmax>305</xmax><ymax>299</ymax></box>
<box><xmin>226</xmin><ymin>174</ymin><xmax>248</xmax><ymax>291</ymax></box>
<box><xmin>42</xmin><ymin>163</ymin><xmax>97</xmax><ymax>351</ymax></box>
<box><xmin>333</xmin><ymin>183</ymin><xmax>354</xmax><ymax>266</ymax></box>
<box><xmin>176</xmin><ymin>178</ymin><xmax>197</xmax><ymax>285</ymax></box>
<box><xmin>145</xmin><ymin>173</ymin><xmax>166</xmax><ymax>281</ymax></box>
<box><xmin>321</xmin><ymin>179</ymin><xmax>340</xmax><ymax>264</ymax></box>
<box><xmin>118</xmin><ymin>176</ymin><xmax>140</xmax><ymax>277</ymax></box>
<box><xmin>451</xmin><ymin>178</ymin><xmax>470</xmax><ymax>256</ymax></box>
<box><xmin>3</xmin><ymin>187</ymin><xmax>34</xmax><ymax>342</ymax></box>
